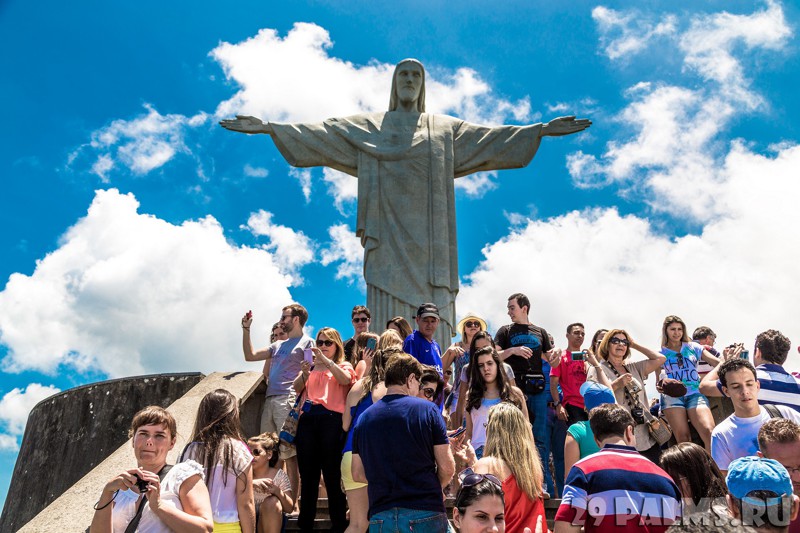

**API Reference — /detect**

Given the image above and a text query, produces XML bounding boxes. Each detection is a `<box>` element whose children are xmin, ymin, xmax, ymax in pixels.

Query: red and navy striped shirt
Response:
<box><xmin>555</xmin><ymin>444</ymin><xmax>682</xmax><ymax>532</ymax></box>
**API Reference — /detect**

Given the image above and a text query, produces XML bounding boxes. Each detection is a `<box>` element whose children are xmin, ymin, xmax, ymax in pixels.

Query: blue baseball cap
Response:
<box><xmin>580</xmin><ymin>381</ymin><xmax>616</xmax><ymax>412</ymax></box>
<box><xmin>727</xmin><ymin>456</ymin><xmax>793</xmax><ymax>503</ymax></box>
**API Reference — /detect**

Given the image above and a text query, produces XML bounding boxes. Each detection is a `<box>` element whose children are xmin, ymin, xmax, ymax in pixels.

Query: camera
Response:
<box><xmin>631</xmin><ymin>407</ymin><xmax>645</xmax><ymax>425</ymax></box>
<box><xmin>133</xmin><ymin>473</ymin><xmax>149</xmax><ymax>493</ymax></box>
<box><xmin>570</xmin><ymin>350</ymin><xmax>586</xmax><ymax>361</ymax></box>
<box><xmin>627</xmin><ymin>382</ymin><xmax>642</xmax><ymax>395</ymax></box>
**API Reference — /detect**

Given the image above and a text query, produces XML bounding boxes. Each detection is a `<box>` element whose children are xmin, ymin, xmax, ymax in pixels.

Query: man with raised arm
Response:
<box><xmin>241</xmin><ymin>304</ymin><xmax>313</xmax><ymax>510</ymax></box>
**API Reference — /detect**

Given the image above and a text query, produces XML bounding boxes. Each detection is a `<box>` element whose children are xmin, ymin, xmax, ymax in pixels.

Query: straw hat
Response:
<box><xmin>456</xmin><ymin>313</ymin><xmax>488</xmax><ymax>336</ymax></box>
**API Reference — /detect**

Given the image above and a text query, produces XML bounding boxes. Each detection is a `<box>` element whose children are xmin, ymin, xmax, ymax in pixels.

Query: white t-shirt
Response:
<box><xmin>112</xmin><ymin>460</ymin><xmax>204</xmax><ymax>533</ymax></box>
<box><xmin>711</xmin><ymin>405</ymin><xmax>800</xmax><ymax>470</ymax></box>
<box><xmin>183</xmin><ymin>439</ymin><xmax>253</xmax><ymax>523</ymax></box>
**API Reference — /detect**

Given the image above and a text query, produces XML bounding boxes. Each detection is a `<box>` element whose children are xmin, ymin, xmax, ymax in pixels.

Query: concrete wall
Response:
<box><xmin>15</xmin><ymin>371</ymin><xmax>263</xmax><ymax>533</ymax></box>
<box><xmin>0</xmin><ymin>372</ymin><xmax>204</xmax><ymax>533</ymax></box>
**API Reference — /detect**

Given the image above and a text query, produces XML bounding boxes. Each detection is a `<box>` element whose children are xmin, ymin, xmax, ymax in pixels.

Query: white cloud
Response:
<box><xmin>288</xmin><ymin>168</ymin><xmax>312</xmax><ymax>202</ymax></box>
<box><xmin>571</xmin><ymin>2</ymin><xmax>791</xmax><ymax>222</ymax></box>
<box><xmin>0</xmin><ymin>189</ymin><xmax>295</xmax><ymax>377</ymax></box>
<box><xmin>320</xmin><ymin>224</ymin><xmax>364</xmax><ymax>287</ymax></box>
<box><xmin>75</xmin><ymin>104</ymin><xmax>209</xmax><ymax>180</ymax></box>
<box><xmin>460</xmin><ymin>140</ymin><xmax>800</xmax><ymax>372</ymax></box>
<box><xmin>0</xmin><ymin>434</ymin><xmax>17</xmax><ymax>452</ymax></box>
<box><xmin>592</xmin><ymin>6</ymin><xmax>677</xmax><ymax>60</ymax></box>
<box><xmin>244</xmin><ymin>209</ymin><xmax>315</xmax><ymax>280</ymax></box>
<box><xmin>211</xmin><ymin>22</ymin><xmax>533</xmax><ymax>127</ymax></box>
<box><xmin>322</xmin><ymin>168</ymin><xmax>358</xmax><ymax>215</ymax></box>
<box><xmin>454</xmin><ymin>171</ymin><xmax>498</xmax><ymax>197</ymax></box>
<box><xmin>243</xmin><ymin>164</ymin><xmax>269</xmax><ymax>178</ymax></box>
<box><xmin>0</xmin><ymin>384</ymin><xmax>60</xmax><ymax>437</ymax></box>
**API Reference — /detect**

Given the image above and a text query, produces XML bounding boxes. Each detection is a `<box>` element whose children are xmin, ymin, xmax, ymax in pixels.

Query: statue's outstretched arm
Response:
<box><xmin>540</xmin><ymin>115</ymin><xmax>592</xmax><ymax>137</ymax></box>
<box><xmin>219</xmin><ymin>115</ymin><xmax>273</xmax><ymax>135</ymax></box>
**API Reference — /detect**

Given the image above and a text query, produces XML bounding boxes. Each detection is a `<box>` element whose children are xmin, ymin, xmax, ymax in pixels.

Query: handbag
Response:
<box><xmin>643</xmin><ymin>408</ymin><xmax>673</xmax><ymax>446</ymax></box>
<box><xmin>279</xmin><ymin>374</ymin><xmax>307</xmax><ymax>447</ymax></box>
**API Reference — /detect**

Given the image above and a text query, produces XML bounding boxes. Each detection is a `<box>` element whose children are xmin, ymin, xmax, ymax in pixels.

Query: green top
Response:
<box><xmin>567</xmin><ymin>420</ymin><xmax>600</xmax><ymax>458</ymax></box>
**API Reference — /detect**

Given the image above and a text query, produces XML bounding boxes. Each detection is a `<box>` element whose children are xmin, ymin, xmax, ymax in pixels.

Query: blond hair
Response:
<box><xmin>483</xmin><ymin>402</ymin><xmax>543</xmax><ymax>500</ymax></box>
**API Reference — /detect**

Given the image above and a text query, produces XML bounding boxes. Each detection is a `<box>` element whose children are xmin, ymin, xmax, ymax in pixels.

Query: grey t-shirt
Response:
<box><xmin>266</xmin><ymin>335</ymin><xmax>314</xmax><ymax>397</ymax></box>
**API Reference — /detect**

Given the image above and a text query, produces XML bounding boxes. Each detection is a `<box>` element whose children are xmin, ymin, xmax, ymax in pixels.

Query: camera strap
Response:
<box><xmin>124</xmin><ymin>464</ymin><xmax>173</xmax><ymax>533</ymax></box>
<box><xmin>604</xmin><ymin>361</ymin><xmax>643</xmax><ymax>412</ymax></box>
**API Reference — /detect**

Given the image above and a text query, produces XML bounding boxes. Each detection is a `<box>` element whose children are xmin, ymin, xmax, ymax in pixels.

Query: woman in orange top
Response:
<box><xmin>458</xmin><ymin>402</ymin><xmax>548</xmax><ymax>533</ymax></box>
<box><xmin>292</xmin><ymin>327</ymin><xmax>357</xmax><ymax>533</ymax></box>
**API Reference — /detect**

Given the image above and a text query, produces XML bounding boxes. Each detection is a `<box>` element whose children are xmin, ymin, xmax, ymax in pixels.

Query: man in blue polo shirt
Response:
<box><xmin>700</xmin><ymin>329</ymin><xmax>800</xmax><ymax>413</ymax></box>
<box><xmin>403</xmin><ymin>303</ymin><xmax>444</xmax><ymax>375</ymax></box>
<box><xmin>351</xmin><ymin>353</ymin><xmax>455</xmax><ymax>532</ymax></box>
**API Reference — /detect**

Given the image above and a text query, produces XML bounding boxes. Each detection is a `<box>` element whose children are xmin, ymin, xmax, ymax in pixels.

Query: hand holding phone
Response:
<box><xmin>303</xmin><ymin>348</ymin><xmax>314</xmax><ymax>365</ymax></box>
<box><xmin>366</xmin><ymin>337</ymin><xmax>377</xmax><ymax>351</ymax></box>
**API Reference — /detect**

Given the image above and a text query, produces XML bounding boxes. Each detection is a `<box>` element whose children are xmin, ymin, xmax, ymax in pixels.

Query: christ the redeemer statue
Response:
<box><xmin>221</xmin><ymin>59</ymin><xmax>590</xmax><ymax>346</ymax></box>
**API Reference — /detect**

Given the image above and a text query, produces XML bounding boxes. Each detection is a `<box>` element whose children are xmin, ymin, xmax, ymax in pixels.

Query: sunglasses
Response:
<box><xmin>251</xmin><ymin>448</ymin><xmax>268</xmax><ymax>456</ymax></box>
<box><xmin>421</xmin><ymin>387</ymin><xmax>436</xmax><ymax>399</ymax></box>
<box><xmin>352</xmin><ymin>317</ymin><xmax>369</xmax><ymax>323</ymax></box>
<box><xmin>609</xmin><ymin>337</ymin><xmax>630</xmax><ymax>346</ymax></box>
<box><xmin>316</xmin><ymin>339</ymin><xmax>335</xmax><ymax>347</ymax></box>
<box><xmin>455</xmin><ymin>468</ymin><xmax>503</xmax><ymax>508</ymax></box>
<box><xmin>464</xmin><ymin>321</ymin><xmax>481</xmax><ymax>328</ymax></box>
<box><xmin>676</xmin><ymin>352</ymin><xmax>685</xmax><ymax>368</ymax></box>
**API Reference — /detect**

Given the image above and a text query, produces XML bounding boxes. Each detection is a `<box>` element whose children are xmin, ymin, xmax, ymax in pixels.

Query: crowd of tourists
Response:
<box><xmin>90</xmin><ymin>294</ymin><xmax>800</xmax><ymax>532</ymax></box>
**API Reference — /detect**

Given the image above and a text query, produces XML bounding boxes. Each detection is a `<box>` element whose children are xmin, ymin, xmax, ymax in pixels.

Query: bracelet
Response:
<box><xmin>94</xmin><ymin>489</ymin><xmax>119</xmax><ymax>510</ymax></box>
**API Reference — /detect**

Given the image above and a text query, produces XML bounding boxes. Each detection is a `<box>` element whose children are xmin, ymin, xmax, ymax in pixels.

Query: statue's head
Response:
<box><xmin>389</xmin><ymin>58</ymin><xmax>426</xmax><ymax>112</ymax></box>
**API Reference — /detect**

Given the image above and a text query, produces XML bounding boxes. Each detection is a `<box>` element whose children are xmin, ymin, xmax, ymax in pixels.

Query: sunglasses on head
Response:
<box><xmin>455</xmin><ymin>468</ymin><xmax>503</xmax><ymax>508</ymax></box>
<box><xmin>464</xmin><ymin>321</ymin><xmax>481</xmax><ymax>328</ymax></box>
<box><xmin>609</xmin><ymin>337</ymin><xmax>630</xmax><ymax>346</ymax></box>
<box><xmin>421</xmin><ymin>386</ymin><xmax>436</xmax><ymax>399</ymax></box>
<box><xmin>352</xmin><ymin>317</ymin><xmax>369</xmax><ymax>323</ymax></box>
<box><xmin>316</xmin><ymin>339</ymin><xmax>335</xmax><ymax>347</ymax></box>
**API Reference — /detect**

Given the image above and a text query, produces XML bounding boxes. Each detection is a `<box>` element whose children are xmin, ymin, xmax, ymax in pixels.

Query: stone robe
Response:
<box><xmin>270</xmin><ymin>112</ymin><xmax>542</xmax><ymax>346</ymax></box>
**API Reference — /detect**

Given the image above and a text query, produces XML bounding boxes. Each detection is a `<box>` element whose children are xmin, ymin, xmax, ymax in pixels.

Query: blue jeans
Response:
<box><xmin>526</xmin><ymin>392</ymin><xmax>566</xmax><ymax>497</ymax></box>
<box><xmin>369</xmin><ymin>508</ymin><xmax>449</xmax><ymax>533</ymax></box>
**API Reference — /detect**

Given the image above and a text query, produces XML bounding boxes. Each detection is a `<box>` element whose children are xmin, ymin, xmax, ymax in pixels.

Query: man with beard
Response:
<box><xmin>242</xmin><ymin>303</ymin><xmax>313</xmax><ymax>511</ymax></box>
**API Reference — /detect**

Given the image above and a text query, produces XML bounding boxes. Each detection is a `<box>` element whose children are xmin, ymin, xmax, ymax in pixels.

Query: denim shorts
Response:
<box><xmin>662</xmin><ymin>391</ymin><xmax>709</xmax><ymax>410</ymax></box>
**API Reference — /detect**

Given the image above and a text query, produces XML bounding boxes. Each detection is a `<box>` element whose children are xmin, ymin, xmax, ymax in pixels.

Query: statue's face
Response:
<box><xmin>395</xmin><ymin>62</ymin><xmax>423</xmax><ymax>106</ymax></box>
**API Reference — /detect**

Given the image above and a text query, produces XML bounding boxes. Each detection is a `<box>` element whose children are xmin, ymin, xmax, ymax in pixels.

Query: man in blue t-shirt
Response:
<box><xmin>403</xmin><ymin>303</ymin><xmax>444</xmax><ymax>374</ymax></box>
<box><xmin>351</xmin><ymin>353</ymin><xmax>455</xmax><ymax>530</ymax></box>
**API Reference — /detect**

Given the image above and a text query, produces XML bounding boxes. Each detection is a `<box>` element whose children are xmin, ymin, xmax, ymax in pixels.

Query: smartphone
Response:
<box><xmin>570</xmin><ymin>350</ymin><xmax>586</xmax><ymax>361</ymax></box>
<box><xmin>366</xmin><ymin>337</ymin><xmax>377</xmax><ymax>351</ymax></box>
<box><xmin>303</xmin><ymin>348</ymin><xmax>314</xmax><ymax>365</ymax></box>
<box><xmin>739</xmin><ymin>349</ymin><xmax>749</xmax><ymax>360</ymax></box>
<box><xmin>449</xmin><ymin>425</ymin><xmax>467</xmax><ymax>439</ymax></box>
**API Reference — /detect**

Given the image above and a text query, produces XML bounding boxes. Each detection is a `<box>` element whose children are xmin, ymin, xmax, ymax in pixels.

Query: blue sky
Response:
<box><xmin>2</xmin><ymin>0</ymin><xmax>799</xmax><ymax>510</ymax></box>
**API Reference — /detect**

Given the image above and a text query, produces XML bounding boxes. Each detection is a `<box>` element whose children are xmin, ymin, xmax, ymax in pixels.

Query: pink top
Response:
<box><xmin>502</xmin><ymin>473</ymin><xmax>548</xmax><ymax>533</ymax></box>
<box><xmin>550</xmin><ymin>353</ymin><xmax>587</xmax><ymax>409</ymax></box>
<box><xmin>305</xmin><ymin>362</ymin><xmax>356</xmax><ymax>413</ymax></box>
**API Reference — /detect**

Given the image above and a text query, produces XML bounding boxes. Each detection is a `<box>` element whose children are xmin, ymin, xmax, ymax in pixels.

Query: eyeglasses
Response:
<box><xmin>609</xmin><ymin>337</ymin><xmax>630</xmax><ymax>346</ymax></box>
<box><xmin>455</xmin><ymin>468</ymin><xmax>503</xmax><ymax>508</ymax></box>
<box><xmin>280</xmin><ymin>314</ymin><xmax>293</xmax><ymax>321</ymax></box>
<box><xmin>352</xmin><ymin>317</ymin><xmax>369</xmax><ymax>323</ymax></box>
<box><xmin>464</xmin><ymin>321</ymin><xmax>481</xmax><ymax>328</ymax></box>
<box><xmin>316</xmin><ymin>339</ymin><xmax>335</xmax><ymax>347</ymax></box>
<box><xmin>421</xmin><ymin>387</ymin><xmax>436</xmax><ymax>399</ymax></box>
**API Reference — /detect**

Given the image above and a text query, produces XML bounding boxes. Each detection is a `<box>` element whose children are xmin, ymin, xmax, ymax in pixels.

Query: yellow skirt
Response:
<box><xmin>213</xmin><ymin>521</ymin><xmax>242</xmax><ymax>533</ymax></box>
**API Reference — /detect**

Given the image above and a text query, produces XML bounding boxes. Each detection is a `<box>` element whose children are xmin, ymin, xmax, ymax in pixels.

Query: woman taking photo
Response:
<box><xmin>247</xmin><ymin>433</ymin><xmax>293</xmax><ymax>533</ymax></box>
<box><xmin>293</xmin><ymin>327</ymin><xmax>357</xmax><ymax>533</ymax></box>
<box><xmin>90</xmin><ymin>406</ymin><xmax>213</xmax><ymax>533</ymax></box>
<box><xmin>465</xmin><ymin>347</ymin><xmax>528</xmax><ymax>459</ymax></box>
<box><xmin>587</xmin><ymin>329</ymin><xmax>666</xmax><ymax>463</ymax></box>
<box><xmin>659</xmin><ymin>315</ymin><xmax>719</xmax><ymax>450</ymax></box>
<box><xmin>180</xmin><ymin>389</ymin><xmax>255</xmax><ymax>532</ymax></box>
<box><xmin>340</xmin><ymin>334</ymin><xmax>399</xmax><ymax>533</ymax></box>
